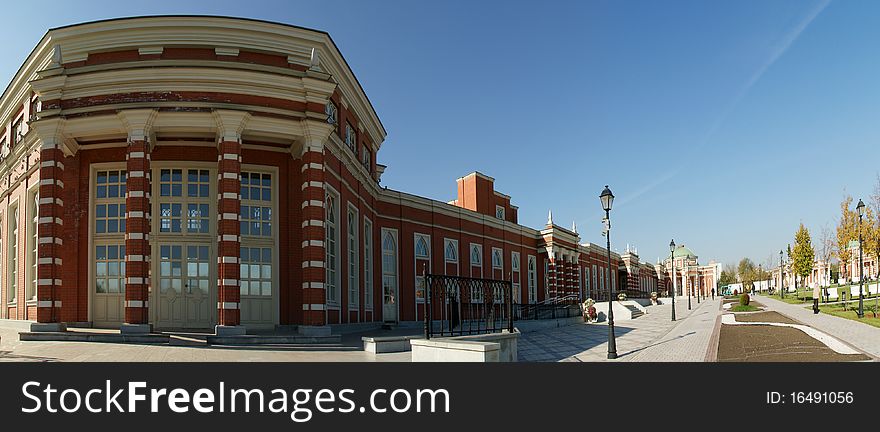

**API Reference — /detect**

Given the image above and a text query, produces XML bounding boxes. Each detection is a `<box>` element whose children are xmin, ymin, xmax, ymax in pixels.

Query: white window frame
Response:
<box><xmin>381</xmin><ymin>228</ymin><xmax>399</xmax><ymax>322</ymax></box>
<box><xmin>470</xmin><ymin>243</ymin><xmax>482</xmax><ymax>268</ymax></box>
<box><xmin>154</xmin><ymin>166</ymin><xmax>213</xmax><ymax>237</ymax></box>
<box><xmin>88</xmin><ymin>163</ymin><xmax>130</xmax><ymax>323</ymax></box>
<box><xmin>492</xmin><ymin>247</ymin><xmax>503</xmax><ymax>271</ymax></box>
<box><xmin>527</xmin><ymin>255</ymin><xmax>537</xmax><ymax>304</ymax></box>
<box><xmin>239</xmin><ymin>169</ymin><xmax>277</xmax><ymax>299</ymax></box>
<box><xmin>26</xmin><ymin>188</ymin><xmax>38</xmax><ymax>302</ymax></box>
<box><xmin>444</xmin><ymin>238</ymin><xmax>458</xmax><ymax>264</ymax></box>
<box><xmin>325</xmin><ymin>101</ymin><xmax>338</xmax><ymax>127</ymax></box>
<box><xmin>325</xmin><ymin>187</ymin><xmax>341</xmax><ymax>307</ymax></box>
<box><xmin>240</xmin><ymin>171</ymin><xmax>274</xmax><ymax>238</ymax></box>
<box><xmin>364</xmin><ymin>217</ymin><xmax>373</xmax><ymax>310</ymax></box>
<box><xmin>414</xmin><ymin>233</ymin><xmax>430</xmax><ymax>304</ymax></box>
<box><xmin>345</xmin><ymin>122</ymin><xmax>357</xmax><ymax>153</ymax></box>
<box><xmin>347</xmin><ymin>204</ymin><xmax>359</xmax><ymax>308</ymax></box>
<box><xmin>7</xmin><ymin>201</ymin><xmax>18</xmax><ymax>305</ymax></box>
<box><xmin>592</xmin><ymin>264</ymin><xmax>598</xmax><ymax>297</ymax></box>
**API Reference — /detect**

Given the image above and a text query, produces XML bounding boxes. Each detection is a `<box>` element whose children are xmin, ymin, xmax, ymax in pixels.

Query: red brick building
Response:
<box><xmin>0</xmin><ymin>16</ymin><xmax>674</xmax><ymax>335</ymax></box>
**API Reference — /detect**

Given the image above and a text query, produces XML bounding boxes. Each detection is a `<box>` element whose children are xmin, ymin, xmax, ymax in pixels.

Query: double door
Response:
<box><xmin>154</xmin><ymin>243</ymin><xmax>214</xmax><ymax>328</ymax></box>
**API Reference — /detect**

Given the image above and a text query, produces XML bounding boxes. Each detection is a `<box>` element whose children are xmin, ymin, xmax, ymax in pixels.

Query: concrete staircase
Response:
<box><xmin>623</xmin><ymin>304</ymin><xmax>644</xmax><ymax>319</ymax></box>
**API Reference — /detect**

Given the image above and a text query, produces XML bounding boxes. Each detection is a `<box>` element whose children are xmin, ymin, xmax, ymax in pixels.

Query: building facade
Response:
<box><xmin>663</xmin><ymin>245</ymin><xmax>719</xmax><ymax>298</ymax></box>
<box><xmin>0</xmin><ymin>16</ymin><xmax>703</xmax><ymax>334</ymax></box>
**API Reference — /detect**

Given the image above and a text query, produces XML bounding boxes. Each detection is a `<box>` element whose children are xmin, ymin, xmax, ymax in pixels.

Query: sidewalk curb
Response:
<box><xmin>703</xmin><ymin>300</ymin><xmax>724</xmax><ymax>362</ymax></box>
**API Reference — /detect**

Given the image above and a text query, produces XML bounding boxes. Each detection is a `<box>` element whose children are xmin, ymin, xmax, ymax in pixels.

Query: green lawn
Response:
<box><xmin>730</xmin><ymin>304</ymin><xmax>760</xmax><ymax>312</ymax></box>
<box><xmin>818</xmin><ymin>302</ymin><xmax>880</xmax><ymax>328</ymax></box>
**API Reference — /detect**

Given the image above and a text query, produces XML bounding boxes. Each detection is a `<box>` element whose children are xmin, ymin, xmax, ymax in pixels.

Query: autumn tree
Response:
<box><xmin>792</xmin><ymin>223</ymin><xmax>815</xmax><ymax>300</ymax></box>
<box><xmin>836</xmin><ymin>194</ymin><xmax>856</xmax><ymax>283</ymax></box>
<box><xmin>737</xmin><ymin>258</ymin><xmax>756</xmax><ymax>293</ymax></box>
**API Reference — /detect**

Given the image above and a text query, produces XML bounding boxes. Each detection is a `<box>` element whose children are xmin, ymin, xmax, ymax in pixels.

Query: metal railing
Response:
<box><xmin>512</xmin><ymin>303</ymin><xmax>581</xmax><ymax>321</ymax></box>
<box><xmin>424</xmin><ymin>274</ymin><xmax>513</xmax><ymax>339</ymax></box>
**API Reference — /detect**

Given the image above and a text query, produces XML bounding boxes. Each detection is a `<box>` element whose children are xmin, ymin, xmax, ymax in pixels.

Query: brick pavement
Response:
<box><xmin>518</xmin><ymin>297</ymin><xmax>722</xmax><ymax>362</ymax></box>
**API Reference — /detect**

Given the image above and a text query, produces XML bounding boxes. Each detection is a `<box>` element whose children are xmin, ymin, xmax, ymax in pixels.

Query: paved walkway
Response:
<box><xmin>755</xmin><ymin>294</ymin><xmax>880</xmax><ymax>358</ymax></box>
<box><xmin>518</xmin><ymin>297</ymin><xmax>722</xmax><ymax>362</ymax></box>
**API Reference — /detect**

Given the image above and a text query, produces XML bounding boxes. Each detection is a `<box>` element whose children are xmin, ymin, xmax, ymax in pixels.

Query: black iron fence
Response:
<box><xmin>512</xmin><ymin>303</ymin><xmax>581</xmax><ymax>320</ymax></box>
<box><xmin>424</xmin><ymin>274</ymin><xmax>513</xmax><ymax>339</ymax></box>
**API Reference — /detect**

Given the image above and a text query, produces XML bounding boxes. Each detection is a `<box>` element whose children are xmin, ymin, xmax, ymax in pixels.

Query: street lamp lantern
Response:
<box><xmin>670</xmin><ymin>239</ymin><xmax>676</xmax><ymax>322</ymax></box>
<box><xmin>857</xmin><ymin>199</ymin><xmax>865</xmax><ymax>318</ymax></box>
<box><xmin>599</xmin><ymin>185</ymin><xmax>617</xmax><ymax>359</ymax></box>
<box><xmin>600</xmin><ymin>185</ymin><xmax>614</xmax><ymax>212</ymax></box>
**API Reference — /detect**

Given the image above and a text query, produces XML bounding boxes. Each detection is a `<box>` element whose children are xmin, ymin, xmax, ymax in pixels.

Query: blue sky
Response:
<box><xmin>4</xmin><ymin>0</ymin><xmax>879</xmax><ymax>267</ymax></box>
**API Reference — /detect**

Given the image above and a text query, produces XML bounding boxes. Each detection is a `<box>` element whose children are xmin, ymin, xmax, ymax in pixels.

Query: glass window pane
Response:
<box><xmin>96</xmin><ymin>220</ymin><xmax>106</xmax><ymax>233</ymax></box>
<box><xmin>261</xmin><ymin>281</ymin><xmax>271</xmax><ymax>296</ymax></box>
<box><xmin>108</xmin><ymin>185</ymin><xmax>119</xmax><ymax>198</ymax></box>
<box><xmin>188</xmin><ymin>184</ymin><xmax>198</xmax><ymax>197</ymax></box>
<box><xmin>97</xmin><ymin>172</ymin><xmax>107</xmax><ymax>184</ymax></box>
<box><xmin>171</xmin><ymin>184</ymin><xmax>182</xmax><ymax>196</ymax></box>
<box><xmin>97</xmin><ymin>186</ymin><xmax>107</xmax><ymax>198</ymax></box>
<box><xmin>96</xmin><ymin>279</ymin><xmax>107</xmax><ymax>293</ymax></box>
<box><xmin>200</xmin><ymin>184</ymin><xmax>209</xmax><ymax>197</ymax></box>
<box><xmin>96</xmin><ymin>246</ymin><xmax>106</xmax><ymax>260</ymax></box>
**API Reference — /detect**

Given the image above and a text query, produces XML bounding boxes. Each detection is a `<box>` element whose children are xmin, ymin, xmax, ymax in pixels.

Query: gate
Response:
<box><xmin>423</xmin><ymin>273</ymin><xmax>513</xmax><ymax>339</ymax></box>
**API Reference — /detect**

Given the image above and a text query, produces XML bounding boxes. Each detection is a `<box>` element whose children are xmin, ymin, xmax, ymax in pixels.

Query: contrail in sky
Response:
<box><xmin>613</xmin><ymin>0</ymin><xmax>832</xmax><ymax>210</ymax></box>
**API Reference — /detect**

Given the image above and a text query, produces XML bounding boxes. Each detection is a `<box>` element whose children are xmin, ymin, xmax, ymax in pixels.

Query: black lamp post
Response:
<box><xmin>779</xmin><ymin>250</ymin><xmax>784</xmax><ymax>299</ymax></box>
<box><xmin>687</xmin><ymin>265</ymin><xmax>692</xmax><ymax>310</ymax></box>
<box><xmin>857</xmin><ymin>199</ymin><xmax>866</xmax><ymax>318</ymax></box>
<box><xmin>670</xmin><ymin>239</ymin><xmax>676</xmax><ymax>321</ymax></box>
<box><xmin>600</xmin><ymin>185</ymin><xmax>617</xmax><ymax>359</ymax></box>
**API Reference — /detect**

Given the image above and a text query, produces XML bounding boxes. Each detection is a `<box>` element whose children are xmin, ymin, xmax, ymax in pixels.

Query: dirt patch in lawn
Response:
<box><xmin>734</xmin><ymin>311</ymin><xmax>798</xmax><ymax>325</ymax></box>
<box><xmin>717</xmin><ymin>325</ymin><xmax>871</xmax><ymax>362</ymax></box>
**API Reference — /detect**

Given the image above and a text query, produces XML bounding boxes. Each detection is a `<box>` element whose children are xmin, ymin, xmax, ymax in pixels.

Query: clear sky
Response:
<box><xmin>3</xmin><ymin>0</ymin><xmax>879</xmax><ymax>268</ymax></box>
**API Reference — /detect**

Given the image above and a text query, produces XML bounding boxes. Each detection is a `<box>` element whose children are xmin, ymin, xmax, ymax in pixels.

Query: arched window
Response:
<box><xmin>527</xmin><ymin>256</ymin><xmax>537</xmax><ymax>304</ymax></box>
<box><xmin>470</xmin><ymin>245</ymin><xmax>482</xmax><ymax>266</ymax></box>
<box><xmin>29</xmin><ymin>194</ymin><xmax>38</xmax><ymax>300</ymax></box>
<box><xmin>444</xmin><ymin>240</ymin><xmax>457</xmax><ymax>262</ymax></box>
<box><xmin>347</xmin><ymin>208</ymin><xmax>358</xmax><ymax>308</ymax></box>
<box><xmin>492</xmin><ymin>249</ymin><xmax>503</xmax><ymax>269</ymax></box>
<box><xmin>415</xmin><ymin>236</ymin><xmax>429</xmax><ymax>258</ymax></box>
<box><xmin>325</xmin><ymin>193</ymin><xmax>338</xmax><ymax>304</ymax></box>
<box><xmin>381</xmin><ymin>230</ymin><xmax>398</xmax><ymax>317</ymax></box>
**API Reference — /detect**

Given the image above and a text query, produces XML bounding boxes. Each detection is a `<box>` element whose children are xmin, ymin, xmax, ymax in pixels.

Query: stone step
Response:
<box><xmin>19</xmin><ymin>331</ymin><xmax>170</xmax><ymax>344</ymax></box>
<box><xmin>205</xmin><ymin>334</ymin><xmax>342</xmax><ymax>346</ymax></box>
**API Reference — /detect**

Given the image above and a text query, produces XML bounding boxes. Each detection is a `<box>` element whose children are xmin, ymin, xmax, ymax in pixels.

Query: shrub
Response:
<box><xmin>740</xmin><ymin>294</ymin><xmax>750</xmax><ymax>306</ymax></box>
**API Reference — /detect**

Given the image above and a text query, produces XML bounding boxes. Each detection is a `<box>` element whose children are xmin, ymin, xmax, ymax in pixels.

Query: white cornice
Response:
<box><xmin>43</xmin><ymin>16</ymin><xmax>386</xmax><ymax>145</ymax></box>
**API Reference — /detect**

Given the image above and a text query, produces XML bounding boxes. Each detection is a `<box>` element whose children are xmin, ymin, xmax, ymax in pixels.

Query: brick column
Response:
<box><xmin>547</xmin><ymin>253</ymin><xmax>557</xmax><ymax>301</ymax></box>
<box><xmin>122</xmin><ymin>138</ymin><xmax>151</xmax><ymax>331</ymax></box>
<box><xmin>213</xmin><ymin>110</ymin><xmax>250</xmax><ymax>336</ymax></box>
<box><xmin>299</xmin><ymin>119</ymin><xmax>334</xmax><ymax>335</ymax></box>
<box><xmin>33</xmin><ymin>128</ymin><xmax>65</xmax><ymax>331</ymax></box>
<box><xmin>119</xmin><ymin>109</ymin><xmax>157</xmax><ymax>334</ymax></box>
